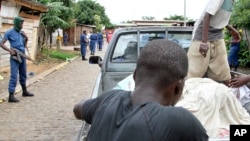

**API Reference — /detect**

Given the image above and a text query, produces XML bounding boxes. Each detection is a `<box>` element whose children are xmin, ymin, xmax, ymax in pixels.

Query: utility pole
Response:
<box><xmin>184</xmin><ymin>0</ymin><xmax>186</xmax><ymax>27</ymax></box>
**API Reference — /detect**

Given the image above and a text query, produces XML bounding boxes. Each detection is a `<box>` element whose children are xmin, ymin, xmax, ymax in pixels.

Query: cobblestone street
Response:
<box><xmin>0</xmin><ymin>45</ymin><xmax>107</xmax><ymax>141</ymax></box>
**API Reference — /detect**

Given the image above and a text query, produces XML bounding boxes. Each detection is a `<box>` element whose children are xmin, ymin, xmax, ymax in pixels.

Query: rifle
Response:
<box><xmin>11</xmin><ymin>48</ymin><xmax>38</xmax><ymax>65</ymax></box>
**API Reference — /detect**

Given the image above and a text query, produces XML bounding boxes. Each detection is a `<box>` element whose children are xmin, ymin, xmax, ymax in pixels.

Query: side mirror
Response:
<box><xmin>89</xmin><ymin>56</ymin><xmax>103</xmax><ymax>67</ymax></box>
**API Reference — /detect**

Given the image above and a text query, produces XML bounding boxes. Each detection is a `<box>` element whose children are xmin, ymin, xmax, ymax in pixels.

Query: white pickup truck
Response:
<box><xmin>76</xmin><ymin>26</ymin><xmax>250</xmax><ymax>141</ymax></box>
<box><xmin>89</xmin><ymin>26</ymin><xmax>193</xmax><ymax>97</ymax></box>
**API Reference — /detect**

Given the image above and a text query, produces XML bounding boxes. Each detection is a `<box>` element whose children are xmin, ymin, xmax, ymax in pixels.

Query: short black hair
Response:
<box><xmin>135</xmin><ymin>39</ymin><xmax>188</xmax><ymax>87</ymax></box>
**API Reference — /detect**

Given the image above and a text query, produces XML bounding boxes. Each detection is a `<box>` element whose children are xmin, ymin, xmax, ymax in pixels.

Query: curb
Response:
<box><xmin>0</xmin><ymin>56</ymin><xmax>80</xmax><ymax>103</ymax></box>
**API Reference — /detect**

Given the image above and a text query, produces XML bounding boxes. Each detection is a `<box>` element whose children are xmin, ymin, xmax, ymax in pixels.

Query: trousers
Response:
<box><xmin>9</xmin><ymin>55</ymin><xmax>27</xmax><ymax>93</ymax></box>
<box><xmin>90</xmin><ymin>40</ymin><xmax>97</xmax><ymax>53</ymax></box>
<box><xmin>81</xmin><ymin>44</ymin><xmax>87</xmax><ymax>56</ymax></box>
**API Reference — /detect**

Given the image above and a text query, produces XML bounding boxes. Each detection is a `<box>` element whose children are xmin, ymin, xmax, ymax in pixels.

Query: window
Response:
<box><xmin>168</xmin><ymin>32</ymin><xmax>192</xmax><ymax>52</ymax></box>
<box><xmin>111</xmin><ymin>31</ymin><xmax>192</xmax><ymax>63</ymax></box>
<box><xmin>112</xmin><ymin>33</ymin><xmax>137</xmax><ymax>63</ymax></box>
<box><xmin>139</xmin><ymin>32</ymin><xmax>166</xmax><ymax>48</ymax></box>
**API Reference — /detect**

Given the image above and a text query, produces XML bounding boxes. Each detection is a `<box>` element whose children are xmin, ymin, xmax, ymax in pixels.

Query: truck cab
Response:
<box><xmin>90</xmin><ymin>26</ymin><xmax>193</xmax><ymax>98</ymax></box>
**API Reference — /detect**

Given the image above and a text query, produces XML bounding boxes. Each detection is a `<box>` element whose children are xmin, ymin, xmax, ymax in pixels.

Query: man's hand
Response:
<box><xmin>230</xmin><ymin>30</ymin><xmax>241</xmax><ymax>42</ymax></box>
<box><xmin>226</xmin><ymin>25</ymin><xmax>241</xmax><ymax>42</ymax></box>
<box><xmin>199</xmin><ymin>42</ymin><xmax>209</xmax><ymax>57</ymax></box>
<box><xmin>10</xmin><ymin>49</ymin><xmax>16</xmax><ymax>56</ymax></box>
<box><xmin>229</xmin><ymin>75</ymin><xmax>250</xmax><ymax>88</ymax></box>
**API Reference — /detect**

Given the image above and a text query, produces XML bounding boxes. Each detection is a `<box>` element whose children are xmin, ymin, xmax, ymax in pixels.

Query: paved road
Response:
<box><xmin>0</xmin><ymin>44</ymin><xmax>107</xmax><ymax>141</ymax></box>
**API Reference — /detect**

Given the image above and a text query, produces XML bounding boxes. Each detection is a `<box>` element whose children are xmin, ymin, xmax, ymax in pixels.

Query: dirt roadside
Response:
<box><xmin>0</xmin><ymin>58</ymin><xmax>64</xmax><ymax>78</ymax></box>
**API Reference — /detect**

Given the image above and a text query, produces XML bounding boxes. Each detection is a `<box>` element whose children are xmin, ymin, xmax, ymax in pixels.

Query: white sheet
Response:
<box><xmin>176</xmin><ymin>78</ymin><xmax>250</xmax><ymax>138</ymax></box>
<box><xmin>113</xmin><ymin>76</ymin><xmax>250</xmax><ymax>138</ymax></box>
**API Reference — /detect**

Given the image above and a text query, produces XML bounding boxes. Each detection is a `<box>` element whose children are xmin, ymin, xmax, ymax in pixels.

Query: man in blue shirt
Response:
<box><xmin>63</xmin><ymin>32</ymin><xmax>68</xmax><ymax>46</ymax></box>
<box><xmin>97</xmin><ymin>32</ymin><xmax>103</xmax><ymax>51</ymax></box>
<box><xmin>80</xmin><ymin>30</ymin><xmax>88</xmax><ymax>60</ymax></box>
<box><xmin>89</xmin><ymin>31</ymin><xmax>98</xmax><ymax>55</ymax></box>
<box><xmin>0</xmin><ymin>17</ymin><xmax>34</xmax><ymax>102</ymax></box>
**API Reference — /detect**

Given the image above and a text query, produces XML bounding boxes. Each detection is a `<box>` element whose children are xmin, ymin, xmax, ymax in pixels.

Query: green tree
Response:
<box><xmin>94</xmin><ymin>14</ymin><xmax>103</xmax><ymax>32</ymax></box>
<box><xmin>164</xmin><ymin>15</ymin><xmax>185</xmax><ymax>20</ymax></box>
<box><xmin>230</xmin><ymin>0</ymin><xmax>250</xmax><ymax>67</ymax></box>
<box><xmin>74</xmin><ymin>0</ymin><xmax>113</xmax><ymax>27</ymax></box>
<box><xmin>231</xmin><ymin>0</ymin><xmax>250</xmax><ymax>28</ymax></box>
<box><xmin>38</xmin><ymin>1</ymin><xmax>71</xmax><ymax>48</ymax></box>
<box><xmin>52</xmin><ymin>0</ymin><xmax>75</xmax><ymax>27</ymax></box>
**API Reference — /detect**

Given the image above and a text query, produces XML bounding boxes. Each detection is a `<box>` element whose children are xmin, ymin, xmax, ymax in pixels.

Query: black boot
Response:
<box><xmin>82</xmin><ymin>56</ymin><xmax>88</xmax><ymax>61</ymax></box>
<box><xmin>9</xmin><ymin>92</ymin><xmax>20</xmax><ymax>102</ymax></box>
<box><xmin>21</xmin><ymin>85</ymin><xmax>34</xmax><ymax>97</ymax></box>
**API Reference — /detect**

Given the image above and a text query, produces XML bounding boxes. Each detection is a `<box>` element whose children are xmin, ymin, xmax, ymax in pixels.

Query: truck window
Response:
<box><xmin>168</xmin><ymin>32</ymin><xmax>192</xmax><ymax>52</ymax></box>
<box><xmin>112</xmin><ymin>33</ymin><xmax>137</xmax><ymax>63</ymax></box>
<box><xmin>111</xmin><ymin>31</ymin><xmax>192</xmax><ymax>63</ymax></box>
<box><xmin>139</xmin><ymin>32</ymin><xmax>166</xmax><ymax>48</ymax></box>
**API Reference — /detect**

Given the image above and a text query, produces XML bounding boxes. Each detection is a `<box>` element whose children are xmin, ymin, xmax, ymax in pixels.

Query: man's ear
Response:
<box><xmin>174</xmin><ymin>79</ymin><xmax>184</xmax><ymax>95</ymax></box>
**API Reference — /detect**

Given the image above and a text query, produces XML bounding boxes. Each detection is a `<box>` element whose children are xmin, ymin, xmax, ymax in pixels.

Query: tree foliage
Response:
<box><xmin>38</xmin><ymin>0</ymin><xmax>74</xmax><ymax>32</ymax></box>
<box><xmin>94</xmin><ymin>15</ymin><xmax>103</xmax><ymax>32</ymax></box>
<box><xmin>74</xmin><ymin>0</ymin><xmax>112</xmax><ymax>27</ymax></box>
<box><xmin>41</xmin><ymin>2</ymin><xmax>70</xmax><ymax>29</ymax></box>
<box><xmin>37</xmin><ymin>0</ymin><xmax>73</xmax><ymax>49</ymax></box>
<box><xmin>164</xmin><ymin>15</ymin><xmax>185</xmax><ymax>20</ymax></box>
<box><xmin>228</xmin><ymin>0</ymin><xmax>250</xmax><ymax>67</ymax></box>
<box><xmin>231</xmin><ymin>0</ymin><xmax>250</xmax><ymax>29</ymax></box>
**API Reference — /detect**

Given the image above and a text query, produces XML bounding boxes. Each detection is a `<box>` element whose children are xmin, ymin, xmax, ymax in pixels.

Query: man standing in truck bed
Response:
<box><xmin>187</xmin><ymin>0</ymin><xmax>240</xmax><ymax>85</ymax></box>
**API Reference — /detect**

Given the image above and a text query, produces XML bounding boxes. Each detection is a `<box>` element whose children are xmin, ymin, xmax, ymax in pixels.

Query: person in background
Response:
<box><xmin>89</xmin><ymin>31</ymin><xmax>98</xmax><ymax>55</ymax></box>
<box><xmin>0</xmin><ymin>17</ymin><xmax>34</xmax><ymax>103</ymax></box>
<box><xmin>80</xmin><ymin>30</ymin><xmax>88</xmax><ymax>61</ymax></box>
<box><xmin>228</xmin><ymin>27</ymin><xmax>241</xmax><ymax>72</ymax></box>
<box><xmin>187</xmin><ymin>0</ymin><xmax>240</xmax><ymax>86</ymax></box>
<box><xmin>86</xmin><ymin>31</ymin><xmax>91</xmax><ymax>52</ymax></box>
<box><xmin>63</xmin><ymin>32</ymin><xmax>68</xmax><ymax>46</ymax></box>
<box><xmin>107</xmin><ymin>31</ymin><xmax>113</xmax><ymax>44</ymax></box>
<box><xmin>97</xmin><ymin>32</ymin><xmax>103</xmax><ymax>51</ymax></box>
<box><xmin>73</xmin><ymin>39</ymin><xmax>208</xmax><ymax>141</ymax></box>
<box><xmin>105</xmin><ymin>31</ymin><xmax>109</xmax><ymax>43</ymax></box>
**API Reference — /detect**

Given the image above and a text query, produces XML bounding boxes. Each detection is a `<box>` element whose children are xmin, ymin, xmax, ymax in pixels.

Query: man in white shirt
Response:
<box><xmin>187</xmin><ymin>0</ymin><xmax>240</xmax><ymax>86</ymax></box>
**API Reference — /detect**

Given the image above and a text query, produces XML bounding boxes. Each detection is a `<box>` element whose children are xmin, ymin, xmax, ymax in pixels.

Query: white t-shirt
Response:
<box><xmin>193</xmin><ymin>0</ymin><xmax>234</xmax><ymax>40</ymax></box>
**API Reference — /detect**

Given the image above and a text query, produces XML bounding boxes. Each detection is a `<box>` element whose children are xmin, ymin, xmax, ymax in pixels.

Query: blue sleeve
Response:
<box><xmin>80</xmin><ymin>35</ymin><xmax>83</xmax><ymax>42</ymax></box>
<box><xmin>3</xmin><ymin>30</ymin><xmax>11</xmax><ymax>40</ymax></box>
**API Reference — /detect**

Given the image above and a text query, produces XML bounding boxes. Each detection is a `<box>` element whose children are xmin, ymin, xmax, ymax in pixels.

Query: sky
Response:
<box><xmin>96</xmin><ymin>0</ymin><xmax>209</xmax><ymax>24</ymax></box>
